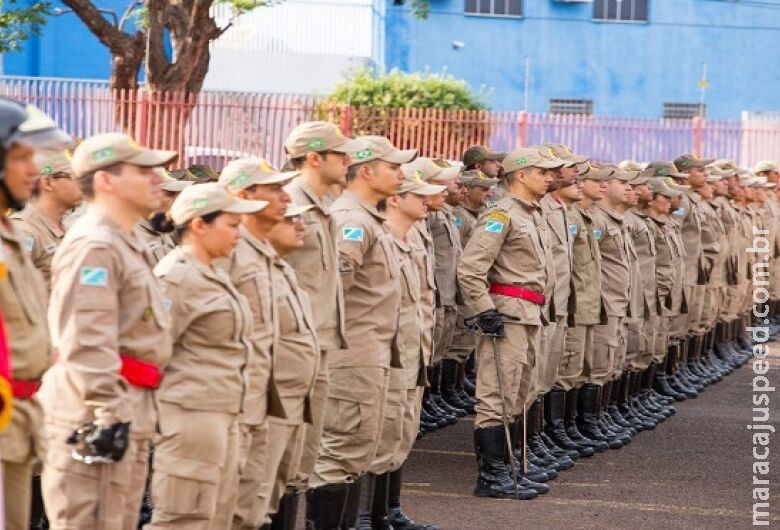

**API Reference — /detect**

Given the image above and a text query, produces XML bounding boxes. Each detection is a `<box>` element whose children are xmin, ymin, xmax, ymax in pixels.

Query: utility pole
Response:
<box><xmin>698</xmin><ymin>62</ymin><xmax>708</xmax><ymax>118</ymax></box>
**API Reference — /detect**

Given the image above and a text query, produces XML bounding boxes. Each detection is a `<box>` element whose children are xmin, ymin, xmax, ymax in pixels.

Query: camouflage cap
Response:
<box><xmin>460</xmin><ymin>169</ymin><xmax>499</xmax><ymax>188</ymax></box>
<box><xmin>665</xmin><ymin>178</ymin><xmax>691</xmax><ymax>192</ymax></box>
<box><xmin>707</xmin><ymin>162</ymin><xmax>736</xmax><ymax>178</ymax></box>
<box><xmin>580</xmin><ymin>164</ymin><xmax>615</xmax><ymax>182</ymax></box>
<box><xmin>618</xmin><ymin>160</ymin><xmax>645</xmax><ymax>171</ymax></box>
<box><xmin>285</xmin><ymin>121</ymin><xmax>365</xmax><ymax>158</ymax></box>
<box><xmin>705</xmin><ymin>165</ymin><xmax>726</xmax><ymax>183</ymax></box>
<box><xmin>648</xmin><ymin>177</ymin><xmax>684</xmax><ymax>198</ymax></box>
<box><xmin>501</xmin><ymin>147</ymin><xmax>566</xmax><ymax>174</ymax></box>
<box><xmin>626</xmin><ymin>170</ymin><xmax>649</xmax><ymax>185</ymax></box>
<box><xmin>753</xmin><ymin>160</ymin><xmax>779</xmax><ymax>174</ymax></box>
<box><xmin>402</xmin><ymin>157</ymin><xmax>460</xmax><ymax>183</ymax></box>
<box><xmin>351</xmin><ymin>136</ymin><xmax>417</xmax><ymax>165</ymax></box>
<box><xmin>745</xmin><ymin>175</ymin><xmax>776</xmax><ymax>188</ymax></box>
<box><xmin>70</xmin><ymin>132</ymin><xmax>177</xmax><ymax>179</ymax></box>
<box><xmin>156</xmin><ymin>168</ymin><xmax>193</xmax><ymax>192</ymax></box>
<box><xmin>646</xmin><ymin>161</ymin><xmax>687</xmax><ymax>179</ymax></box>
<box><xmin>462</xmin><ymin>145</ymin><xmax>506</xmax><ymax>168</ymax></box>
<box><xmin>170</xmin><ymin>183</ymin><xmax>268</xmax><ymax>225</ymax></box>
<box><xmin>536</xmin><ymin>145</ymin><xmax>576</xmax><ymax>168</ymax></box>
<box><xmin>35</xmin><ymin>149</ymin><xmax>72</xmax><ymax>176</ymax></box>
<box><xmin>541</xmin><ymin>143</ymin><xmax>588</xmax><ymax>164</ymax></box>
<box><xmin>187</xmin><ymin>165</ymin><xmax>220</xmax><ymax>183</ymax></box>
<box><xmin>674</xmin><ymin>153</ymin><xmax>715</xmax><ymax>171</ymax></box>
<box><xmin>219</xmin><ymin>157</ymin><xmax>298</xmax><ymax>192</ymax></box>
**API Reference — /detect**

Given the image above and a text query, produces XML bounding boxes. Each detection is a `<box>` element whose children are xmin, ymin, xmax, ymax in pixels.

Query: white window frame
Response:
<box><xmin>592</xmin><ymin>0</ymin><xmax>648</xmax><ymax>23</ymax></box>
<box><xmin>464</xmin><ymin>0</ymin><xmax>523</xmax><ymax>19</ymax></box>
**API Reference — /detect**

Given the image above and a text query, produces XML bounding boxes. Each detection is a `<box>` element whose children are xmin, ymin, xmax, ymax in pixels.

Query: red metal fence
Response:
<box><xmin>2</xmin><ymin>77</ymin><xmax>779</xmax><ymax>170</ymax></box>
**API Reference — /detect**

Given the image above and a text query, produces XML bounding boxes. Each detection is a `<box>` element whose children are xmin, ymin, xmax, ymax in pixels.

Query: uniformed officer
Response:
<box><xmin>135</xmin><ymin>169</ymin><xmax>192</xmax><ymax>265</ymax></box>
<box><xmin>282</xmin><ymin>122</ymin><xmax>363</xmax><ymax>525</ymax></box>
<box><xmin>371</xmin><ymin>171</ymin><xmax>445</xmax><ymax>530</ymax></box>
<box><xmin>458</xmin><ymin>147</ymin><xmax>562</xmax><ymax>500</ymax></box>
<box><xmin>10</xmin><ymin>149</ymin><xmax>82</xmax><ymax>289</ymax></box>
<box><xmin>453</xmin><ymin>169</ymin><xmax>499</xmax><ymax>246</ymax></box>
<box><xmin>753</xmin><ymin>161</ymin><xmax>780</xmax><ymax>327</ymax></box>
<box><xmin>261</xmin><ymin>203</ymin><xmax>321</xmax><ymax>530</ymax></box>
<box><xmin>0</xmin><ymin>97</ymin><xmax>71</xmax><ymax>530</ymax></box>
<box><xmin>311</xmin><ymin>135</ymin><xmax>413</xmax><ymax>528</ymax></box>
<box><xmin>41</xmin><ymin>132</ymin><xmax>176</xmax><ymax>530</ymax></box>
<box><xmin>148</xmin><ymin>183</ymin><xmax>264</xmax><ymax>528</ymax></box>
<box><xmin>216</xmin><ymin>157</ymin><xmax>296</xmax><ymax>530</ymax></box>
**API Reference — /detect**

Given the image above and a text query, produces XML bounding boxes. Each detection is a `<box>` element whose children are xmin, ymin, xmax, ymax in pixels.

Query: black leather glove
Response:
<box><xmin>67</xmin><ymin>421</ymin><xmax>131</xmax><ymax>464</ymax></box>
<box><xmin>475</xmin><ymin>309</ymin><xmax>505</xmax><ymax>337</ymax></box>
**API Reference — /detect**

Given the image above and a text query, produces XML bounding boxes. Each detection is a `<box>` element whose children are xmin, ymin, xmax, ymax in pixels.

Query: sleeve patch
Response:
<box><xmin>342</xmin><ymin>227</ymin><xmax>364</xmax><ymax>241</ymax></box>
<box><xmin>593</xmin><ymin>229</ymin><xmax>602</xmax><ymax>240</ymax></box>
<box><xmin>568</xmin><ymin>224</ymin><xmax>578</xmax><ymax>236</ymax></box>
<box><xmin>486</xmin><ymin>220</ymin><xmax>505</xmax><ymax>234</ymax></box>
<box><xmin>453</xmin><ymin>217</ymin><xmax>462</xmax><ymax>227</ymax></box>
<box><xmin>79</xmin><ymin>267</ymin><xmax>109</xmax><ymax>287</ymax></box>
<box><xmin>486</xmin><ymin>211</ymin><xmax>510</xmax><ymax>224</ymax></box>
<box><xmin>24</xmin><ymin>237</ymin><xmax>34</xmax><ymax>252</ymax></box>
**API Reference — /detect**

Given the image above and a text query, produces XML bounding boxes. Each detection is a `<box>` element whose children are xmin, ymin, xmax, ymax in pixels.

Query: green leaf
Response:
<box><xmin>0</xmin><ymin>0</ymin><xmax>51</xmax><ymax>53</ymax></box>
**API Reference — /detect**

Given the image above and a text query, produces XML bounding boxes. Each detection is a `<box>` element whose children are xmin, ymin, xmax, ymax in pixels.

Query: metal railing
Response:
<box><xmin>2</xmin><ymin>76</ymin><xmax>778</xmax><ymax>169</ymax></box>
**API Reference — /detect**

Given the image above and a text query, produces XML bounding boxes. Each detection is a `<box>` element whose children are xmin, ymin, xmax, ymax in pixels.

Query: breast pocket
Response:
<box><xmin>378</xmin><ymin>235</ymin><xmax>400</xmax><ymax>279</ymax></box>
<box><xmin>199</xmin><ymin>294</ymin><xmax>238</xmax><ymax>342</ymax></box>
<box><xmin>508</xmin><ymin>226</ymin><xmax>542</xmax><ymax>268</ymax></box>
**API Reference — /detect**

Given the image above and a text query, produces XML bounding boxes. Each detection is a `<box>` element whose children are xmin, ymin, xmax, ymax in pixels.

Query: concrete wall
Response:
<box><xmin>384</xmin><ymin>0</ymin><xmax>780</xmax><ymax>117</ymax></box>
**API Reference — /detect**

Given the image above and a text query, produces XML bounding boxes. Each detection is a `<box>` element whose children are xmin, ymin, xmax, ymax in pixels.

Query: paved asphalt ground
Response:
<box><xmin>396</xmin><ymin>342</ymin><xmax>780</xmax><ymax>530</ymax></box>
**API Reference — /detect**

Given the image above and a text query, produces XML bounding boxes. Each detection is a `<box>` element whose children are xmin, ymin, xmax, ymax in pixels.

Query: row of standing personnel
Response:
<box><xmin>2</xmin><ymin>93</ymin><xmax>779</xmax><ymax>529</ymax></box>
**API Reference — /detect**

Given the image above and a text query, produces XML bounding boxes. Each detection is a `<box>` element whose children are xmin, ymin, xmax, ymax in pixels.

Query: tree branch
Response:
<box><xmin>60</xmin><ymin>0</ymin><xmax>131</xmax><ymax>52</ymax></box>
<box><xmin>118</xmin><ymin>0</ymin><xmax>142</xmax><ymax>32</ymax></box>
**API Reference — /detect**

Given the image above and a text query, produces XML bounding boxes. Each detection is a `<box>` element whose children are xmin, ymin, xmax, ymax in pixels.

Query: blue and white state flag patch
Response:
<box><xmin>342</xmin><ymin>227</ymin><xmax>364</xmax><ymax>241</ymax></box>
<box><xmin>568</xmin><ymin>224</ymin><xmax>578</xmax><ymax>236</ymax></box>
<box><xmin>486</xmin><ymin>220</ymin><xmax>504</xmax><ymax>233</ymax></box>
<box><xmin>79</xmin><ymin>267</ymin><xmax>109</xmax><ymax>287</ymax></box>
<box><xmin>593</xmin><ymin>229</ymin><xmax>602</xmax><ymax>240</ymax></box>
<box><xmin>24</xmin><ymin>237</ymin><xmax>34</xmax><ymax>252</ymax></box>
<box><xmin>164</xmin><ymin>298</ymin><xmax>173</xmax><ymax>311</ymax></box>
<box><xmin>453</xmin><ymin>217</ymin><xmax>462</xmax><ymax>227</ymax></box>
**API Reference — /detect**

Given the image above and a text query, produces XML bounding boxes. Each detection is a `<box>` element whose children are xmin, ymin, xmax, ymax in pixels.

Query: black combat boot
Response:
<box><xmin>387</xmin><ymin>466</ymin><xmax>440</xmax><ymax>530</ymax></box>
<box><xmin>270</xmin><ymin>490</ymin><xmax>299</xmax><ymax>530</ymax></box>
<box><xmin>600</xmin><ymin>380</ymin><xmax>633</xmax><ymax>442</ymax></box>
<box><xmin>543</xmin><ymin>389</ymin><xmax>588</xmax><ymax>459</ymax></box>
<box><xmin>565</xmin><ymin>387</ymin><xmax>607</xmax><ymax>453</ymax></box>
<box><xmin>456</xmin><ymin>360</ymin><xmax>477</xmax><ymax>408</ymax></box>
<box><xmin>618</xmin><ymin>372</ymin><xmax>655</xmax><ymax>431</ymax></box>
<box><xmin>355</xmin><ymin>475</ymin><xmax>376</xmax><ymax>530</ymax></box>
<box><xmin>441</xmin><ymin>359</ymin><xmax>473</xmax><ymax>413</ymax></box>
<box><xmin>512</xmin><ymin>414</ymin><xmax>557</xmax><ymax>482</ymax></box>
<box><xmin>628</xmin><ymin>371</ymin><xmax>664</xmax><ymax>425</ymax></box>
<box><xmin>473</xmin><ymin>426</ymin><xmax>537</xmax><ymax>500</ymax></box>
<box><xmin>305</xmin><ymin>483</ymin><xmax>349</xmax><ymax>530</ymax></box>
<box><xmin>430</xmin><ymin>363</ymin><xmax>467</xmax><ymax>417</ymax></box>
<box><xmin>423</xmin><ymin>368</ymin><xmax>457</xmax><ymax>426</ymax></box>
<box><xmin>713</xmin><ymin>322</ymin><xmax>737</xmax><ymax>371</ymax></box>
<box><xmin>604</xmin><ymin>378</ymin><xmax>637</xmax><ymax>436</ymax></box>
<box><xmin>667</xmin><ymin>342</ymin><xmax>699</xmax><ymax>398</ymax></box>
<box><xmin>370</xmin><ymin>473</ymin><xmax>392</xmax><ymax>530</ymax></box>
<box><xmin>655</xmin><ymin>346</ymin><xmax>687</xmax><ymax>401</ymax></box>
<box><xmin>641</xmin><ymin>365</ymin><xmax>675</xmax><ymax>418</ymax></box>
<box><xmin>577</xmin><ymin>384</ymin><xmax>620</xmax><ymax>448</ymax></box>
<box><xmin>529</xmin><ymin>398</ymin><xmax>574</xmax><ymax>470</ymax></box>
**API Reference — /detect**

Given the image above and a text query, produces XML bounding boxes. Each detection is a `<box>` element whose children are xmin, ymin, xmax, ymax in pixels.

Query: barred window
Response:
<box><xmin>549</xmin><ymin>98</ymin><xmax>594</xmax><ymax>115</ymax></box>
<box><xmin>663</xmin><ymin>102</ymin><xmax>705</xmax><ymax>119</ymax></box>
<box><xmin>465</xmin><ymin>0</ymin><xmax>522</xmax><ymax>17</ymax></box>
<box><xmin>593</xmin><ymin>0</ymin><xmax>648</xmax><ymax>22</ymax></box>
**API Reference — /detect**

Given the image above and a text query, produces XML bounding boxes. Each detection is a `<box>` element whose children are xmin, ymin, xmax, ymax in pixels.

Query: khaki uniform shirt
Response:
<box><xmin>679</xmin><ymin>192</ymin><xmax>706</xmax><ymax>284</ymax></box>
<box><xmin>389</xmin><ymin>236</ymin><xmax>425</xmax><ymax>391</ymax></box>
<box><xmin>155</xmin><ymin>248</ymin><xmax>252</xmax><ymax>414</ymax></box>
<box><xmin>10</xmin><ymin>202</ymin><xmax>65</xmax><ymax>289</ymax></box>
<box><xmin>714</xmin><ymin>196</ymin><xmax>741</xmax><ymax>286</ymax></box>
<box><xmin>429</xmin><ymin>205</ymin><xmax>462</xmax><ymax>308</ymax></box>
<box><xmin>646</xmin><ymin>216</ymin><xmax>675</xmax><ymax>312</ymax></box>
<box><xmin>222</xmin><ymin>228</ymin><xmax>277</xmax><ymax>423</ymax></box>
<box><xmin>0</xmin><ymin>219</ymin><xmax>50</xmax><ymax>381</ymax></box>
<box><xmin>541</xmin><ymin>195</ymin><xmax>572</xmax><ymax>319</ymax></box>
<box><xmin>627</xmin><ymin>210</ymin><xmax>655</xmax><ymax>320</ymax></box>
<box><xmin>663</xmin><ymin>213</ymin><xmax>687</xmax><ymax>314</ymax></box>
<box><xmin>331</xmin><ymin>191</ymin><xmax>401</xmax><ymax>369</ymax></box>
<box><xmin>135</xmin><ymin>219</ymin><xmax>176</xmax><ymax>266</ymax></box>
<box><xmin>567</xmin><ymin>203</ymin><xmax>602</xmax><ymax>326</ymax></box>
<box><xmin>452</xmin><ymin>204</ymin><xmax>481</xmax><ymax>247</ymax></box>
<box><xmin>42</xmin><ymin>208</ymin><xmax>172</xmax><ymax>434</ymax></box>
<box><xmin>458</xmin><ymin>194</ymin><xmax>547</xmax><ymax>326</ymax></box>
<box><xmin>701</xmin><ymin>199</ymin><xmax>727</xmax><ymax>287</ymax></box>
<box><xmin>268</xmin><ymin>254</ymin><xmax>319</xmax><ymax>422</ymax></box>
<box><xmin>409</xmin><ymin>222</ymin><xmax>435</xmax><ymax>369</ymax></box>
<box><xmin>285</xmin><ymin>177</ymin><xmax>347</xmax><ymax>352</ymax></box>
<box><xmin>593</xmin><ymin>205</ymin><xmax>631</xmax><ymax>318</ymax></box>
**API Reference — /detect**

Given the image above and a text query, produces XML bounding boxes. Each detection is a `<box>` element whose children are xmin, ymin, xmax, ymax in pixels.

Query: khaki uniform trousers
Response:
<box><xmin>445</xmin><ymin>308</ymin><xmax>477</xmax><ymax>362</ymax></box>
<box><xmin>42</xmin><ymin>422</ymin><xmax>151</xmax><ymax>530</ymax></box>
<box><xmin>148</xmin><ymin>403</ymin><xmax>239</xmax><ymax>529</ymax></box>
<box><xmin>702</xmin><ymin>286</ymin><xmax>723</xmax><ymax>330</ymax></box>
<box><xmin>311</xmin><ymin>366</ymin><xmax>387</xmax><ymax>487</ymax></box>
<box><xmin>291</xmin><ymin>350</ymin><xmax>330</xmax><ymax>490</ymax></box>
<box><xmin>1</xmin><ymin>398</ymin><xmax>44</xmax><ymax>529</ymax></box>
<box><xmin>527</xmin><ymin>321</ymin><xmax>565</xmax><ymax>406</ymax></box>
<box><xmin>559</xmin><ymin>325</ymin><xmax>593</xmax><ymax>390</ymax></box>
<box><xmin>474</xmin><ymin>323</ymin><xmax>539</xmax><ymax>429</ymax></box>
<box><xmin>432</xmin><ymin>306</ymin><xmax>457</xmax><ymax>364</ymax></box>
<box><xmin>653</xmin><ymin>316</ymin><xmax>671</xmax><ymax>365</ymax></box>
<box><xmin>721</xmin><ymin>285</ymin><xmax>742</xmax><ymax>322</ymax></box>
<box><xmin>624</xmin><ymin>318</ymin><xmax>647</xmax><ymax>371</ymax></box>
<box><xmin>631</xmin><ymin>313</ymin><xmax>658</xmax><ymax>372</ymax></box>
<box><xmin>233</xmin><ymin>421</ymin><xmax>269</xmax><ymax>529</ymax></box>
<box><xmin>371</xmin><ymin>387</ymin><xmax>422</xmax><ymax>475</ymax></box>
<box><xmin>685</xmin><ymin>284</ymin><xmax>707</xmax><ymax>334</ymax></box>
<box><xmin>589</xmin><ymin>316</ymin><xmax>625</xmax><ymax>386</ymax></box>
<box><xmin>258</xmin><ymin>418</ymin><xmax>306</xmax><ymax>520</ymax></box>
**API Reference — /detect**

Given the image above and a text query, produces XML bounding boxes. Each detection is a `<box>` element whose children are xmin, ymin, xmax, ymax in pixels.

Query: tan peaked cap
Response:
<box><xmin>70</xmin><ymin>132</ymin><xmax>177</xmax><ymax>178</ymax></box>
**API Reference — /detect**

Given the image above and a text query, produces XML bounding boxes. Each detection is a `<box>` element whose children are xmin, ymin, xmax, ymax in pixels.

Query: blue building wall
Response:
<box><xmin>385</xmin><ymin>0</ymin><xmax>780</xmax><ymax>118</ymax></box>
<box><xmin>2</xmin><ymin>0</ymin><xmax>141</xmax><ymax>80</ymax></box>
